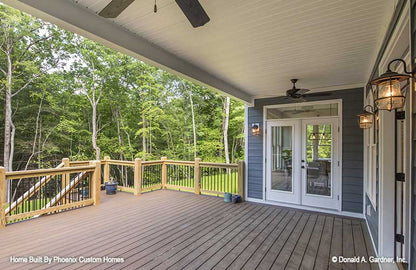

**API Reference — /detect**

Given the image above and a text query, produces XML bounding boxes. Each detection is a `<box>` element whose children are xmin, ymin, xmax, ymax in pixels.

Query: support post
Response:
<box><xmin>90</xmin><ymin>161</ymin><xmax>101</xmax><ymax>206</ymax></box>
<box><xmin>161</xmin><ymin>157</ymin><xmax>167</xmax><ymax>189</ymax></box>
<box><xmin>103</xmin><ymin>156</ymin><xmax>110</xmax><ymax>184</ymax></box>
<box><xmin>62</xmin><ymin>158</ymin><xmax>70</xmax><ymax>191</ymax></box>
<box><xmin>134</xmin><ymin>158</ymin><xmax>142</xmax><ymax>195</ymax></box>
<box><xmin>0</xmin><ymin>167</ymin><xmax>5</xmax><ymax>228</ymax></box>
<box><xmin>238</xmin><ymin>161</ymin><xmax>245</xmax><ymax>201</ymax></box>
<box><xmin>194</xmin><ymin>158</ymin><xmax>201</xmax><ymax>195</ymax></box>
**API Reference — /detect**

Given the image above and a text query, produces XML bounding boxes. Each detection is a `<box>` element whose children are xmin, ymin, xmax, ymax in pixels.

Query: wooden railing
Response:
<box><xmin>0</xmin><ymin>160</ymin><xmax>101</xmax><ymax>228</ymax></box>
<box><xmin>0</xmin><ymin>157</ymin><xmax>244</xmax><ymax>228</ymax></box>
<box><xmin>102</xmin><ymin>156</ymin><xmax>244</xmax><ymax>198</ymax></box>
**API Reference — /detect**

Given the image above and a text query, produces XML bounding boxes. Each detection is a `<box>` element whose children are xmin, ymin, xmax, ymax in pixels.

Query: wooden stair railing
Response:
<box><xmin>0</xmin><ymin>160</ymin><xmax>101</xmax><ymax>227</ymax></box>
<box><xmin>5</xmin><ymin>162</ymin><xmax>65</xmax><ymax>216</ymax></box>
<box><xmin>35</xmin><ymin>171</ymin><xmax>88</xmax><ymax>217</ymax></box>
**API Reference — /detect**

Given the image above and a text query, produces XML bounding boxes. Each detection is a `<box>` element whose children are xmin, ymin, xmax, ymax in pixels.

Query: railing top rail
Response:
<box><xmin>5</xmin><ymin>165</ymin><xmax>96</xmax><ymax>180</ymax></box>
<box><xmin>164</xmin><ymin>160</ymin><xmax>195</xmax><ymax>166</ymax></box>
<box><xmin>142</xmin><ymin>160</ymin><xmax>164</xmax><ymax>166</ymax></box>
<box><xmin>200</xmin><ymin>162</ymin><xmax>238</xmax><ymax>168</ymax></box>
<box><xmin>69</xmin><ymin>161</ymin><xmax>90</xmax><ymax>166</ymax></box>
<box><xmin>104</xmin><ymin>160</ymin><xmax>135</xmax><ymax>166</ymax></box>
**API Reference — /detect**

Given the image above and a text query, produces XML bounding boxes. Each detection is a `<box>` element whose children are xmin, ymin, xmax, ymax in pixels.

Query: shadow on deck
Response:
<box><xmin>0</xmin><ymin>190</ymin><xmax>377</xmax><ymax>270</ymax></box>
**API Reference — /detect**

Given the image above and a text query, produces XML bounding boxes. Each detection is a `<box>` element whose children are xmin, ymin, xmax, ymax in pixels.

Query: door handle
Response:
<box><xmin>301</xmin><ymin>166</ymin><xmax>305</xmax><ymax>169</ymax></box>
<box><xmin>301</xmin><ymin>160</ymin><xmax>305</xmax><ymax>162</ymax></box>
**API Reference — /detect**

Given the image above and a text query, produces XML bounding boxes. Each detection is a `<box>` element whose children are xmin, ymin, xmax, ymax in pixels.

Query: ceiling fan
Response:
<box><xmin>98</xmin><ymin>0</ymin><xmax>210</xmax><ymax>28</ymax></box>
<box><xmin>285</xmin><ymin>79</ymin><xmax>331</xmax><ymax>100</ymax></box>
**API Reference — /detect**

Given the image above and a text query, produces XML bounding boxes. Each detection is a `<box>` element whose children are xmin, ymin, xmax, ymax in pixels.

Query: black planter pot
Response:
<box><xmin>105</xmin><ymin>182</ymin><xmax>118</xmax><ymax>195</ymax></box>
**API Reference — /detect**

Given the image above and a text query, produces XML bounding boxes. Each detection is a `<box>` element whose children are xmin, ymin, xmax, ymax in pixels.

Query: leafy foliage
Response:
<box><xmin>0</xmin><ymin>4</ymin><xmax>245</xmax><ymax>170</ymax></box>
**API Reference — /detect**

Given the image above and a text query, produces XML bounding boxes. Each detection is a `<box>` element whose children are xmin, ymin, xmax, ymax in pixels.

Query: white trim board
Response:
<box><xmin>244</xmin><ymin>105</ymin><xmax>249</xmax><ymax>201</ymax></box>
<box><xmin>262</xmin><ymin>99</ymin><xmax>343</xmax><ymax>212</ymax></box>
<box><xmin>374</xmin><ymin>1</ymin><xmax>410</xmax><ymax>261</ymax></box>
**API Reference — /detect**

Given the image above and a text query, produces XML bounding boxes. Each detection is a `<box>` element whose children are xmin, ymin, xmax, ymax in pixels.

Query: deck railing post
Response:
<box><xmin>161</xmin><ymin>157</ymin><xmax>167</xmax><ymax>189</ymax></box>
<box><xmin>238</xmin><ymin>161</ymin><xmax>245</xmax><ymax>201</ymax></box>
<box><xmin>134</xmin><ymin>158</ymin><xmax>142</xmax><ymax>195</ymax></box>
<box><xmin>103</xmin><ymin>156</ymin><xmax>110</xmax><ymax>185</ymax></box>
<box><xmin>62</xmin><ymin>158</ymin><xmax>70</xmax><ymax>191</ymax></box>
<box><xmin>194</xmin><ymin>158</ymin><xmax>201</xmax><ymax>195</ymax></box>
<box><xmin>0</xmin><ymin>167</ymin><xmax>5</xmax><ymax>228</ymax></box>
<box><xmin>90</xmin><ymin>161</ymin><xmax>101</xmax><ymax>206</ymax></box>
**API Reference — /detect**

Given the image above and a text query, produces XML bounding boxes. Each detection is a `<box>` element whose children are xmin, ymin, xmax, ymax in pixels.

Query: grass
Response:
<box><xmin>167</xmin><ymin>172</ymin><xmax>239</xmax><ymax>195</ymax></box>
<box><xmin>115</xmin><ymin>172</ymin><xmax>240</xmax><ymax>197</ymax></box>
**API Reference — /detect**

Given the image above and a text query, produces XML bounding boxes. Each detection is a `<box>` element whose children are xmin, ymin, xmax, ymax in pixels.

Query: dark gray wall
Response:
<box><xmin>247</xmin><ymin>88</ymin><xmax>364</xmax><ymax>213</ymax></box>
<box><xmin>247</xmin><ymin>107</ymin><xmax>264</xmax><ymax>199</ymax></box>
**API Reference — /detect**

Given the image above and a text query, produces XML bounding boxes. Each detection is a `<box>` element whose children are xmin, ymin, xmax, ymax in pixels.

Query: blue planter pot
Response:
<box><xmin>232</xmin><ymin>195</ymin><xmax>241</xmax><ymax>204</ymax></box>
<box><xmin>105</xmin><ymin>182</ymin><xmax>118</xmax><ymax>195</ymax></box>
<box><xmin>224</xmin><ymin>192</ymin><xmax>232</xmax><ymax>203</ymax></box>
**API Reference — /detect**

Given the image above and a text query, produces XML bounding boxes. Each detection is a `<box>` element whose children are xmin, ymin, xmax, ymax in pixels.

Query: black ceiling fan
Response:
<box><xmin>285</xmin><ymin>79</ymin><xmax>331</xmax><ymax>100</ymax></box>
<box><xmin>98</xmin><ymin>0</ymin><xmax>210</xmax><ymax>28</ymax></box>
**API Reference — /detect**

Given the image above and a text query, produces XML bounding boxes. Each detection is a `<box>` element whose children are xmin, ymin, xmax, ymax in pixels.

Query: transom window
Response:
<box><xmin>267</xmin><ymin>103</ymin><xmax>339</xmax><ymax>120</ymax></box>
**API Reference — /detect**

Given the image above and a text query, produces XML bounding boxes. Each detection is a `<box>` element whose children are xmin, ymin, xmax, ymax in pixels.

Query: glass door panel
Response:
<box><xmin>266</xmin><ymin>120</ymin><xmax>300</xmax><ymax>204</ymax></box>
<box><xmin>271</xmin><ymin>126</ymin><xmax>292</xmax><ymax>192</ymax></box>
<box><xmin>305</xmin><ymin>124</ymin><xmax>332</xmax><ymax>196</ymax></box>
<box><xmin>301</xmin><ymin>118</ymin><xmax>339</xmax><ymax>210</ymax></box>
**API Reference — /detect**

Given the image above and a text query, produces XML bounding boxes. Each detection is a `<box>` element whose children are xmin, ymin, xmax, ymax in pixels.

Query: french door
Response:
<box><xmin>266</xmin><ymin>117</ymin><xmax>340</xmax><ymax>210</ymax></box>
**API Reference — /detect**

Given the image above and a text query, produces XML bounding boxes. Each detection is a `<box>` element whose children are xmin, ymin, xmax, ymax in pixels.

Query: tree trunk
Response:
<box><xmin>223</xmin><ymin>97</ymin><xmax>230</xmax><ymax>164</ymax></box>
<box><xmin>4</xmin><ymin>51</ymin><xmax>13</xmax><ymax>172</ymax></box>
<box><xmin>91</xmin><ymin>102</ymin><xmax>100</xmax><ymax>160</ymax></box>
<box><xmin>312</xmin><ymin>125</ymin><xmax>319</xmax><ymax>161</ymax></box>
<box><xmin>142</xmin><ymin>113</ymin><xmax>146</xmax><ymax>160</ymax></box>
<box><xmin>149</xmin><ymin>120</ymin><xmax>152</xmax><ymax>155</ymax></box>
<box><xmin>188</xmin><ymin>89</ymin><xmax>197</xmax><ymax>159</ymax></box>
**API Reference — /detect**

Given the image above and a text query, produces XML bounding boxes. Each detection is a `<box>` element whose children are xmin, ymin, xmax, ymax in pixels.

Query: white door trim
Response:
<box><xmin>262</xmin><ymin>99</ymin><xmax>343</xmax><ymax>212</ymax></box>
<box><xmin>262</xmin><ymin>99</ymin><xmax>343</xmax><ymax>209</ymax></box>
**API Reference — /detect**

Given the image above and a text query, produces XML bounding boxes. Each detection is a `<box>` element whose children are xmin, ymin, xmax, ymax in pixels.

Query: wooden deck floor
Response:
<box><xmin>0</xmin><ymin>190</ymin><xmax>377</xmax><ymax>270</ymax></box>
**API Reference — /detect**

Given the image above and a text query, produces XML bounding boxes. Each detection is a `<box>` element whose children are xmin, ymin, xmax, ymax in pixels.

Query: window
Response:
<box><xmin>267</xmin><ymin>103</ymin><xmax>339</xmax><ymax>119</ymax></box>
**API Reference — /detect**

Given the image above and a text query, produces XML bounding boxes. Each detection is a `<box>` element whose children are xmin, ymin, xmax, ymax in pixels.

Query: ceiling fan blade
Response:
<box><xmin>175</xmin><ymin>0</ymin><xmax>210</xmax><ymax>28</ymax></box>
<box><xmin>297</xmin><ymin>89</ymin><xmax>310</xmax><ymax>95</ymax></box>
<box><xmin>303</xmin><ymin>92</ymin><xmax>332</xmax><ymax>98</ymax></box>
<box><xmin>98</xmin><ymin>0</ymin><xmax>135</xmax><ymax>18</ymax></box>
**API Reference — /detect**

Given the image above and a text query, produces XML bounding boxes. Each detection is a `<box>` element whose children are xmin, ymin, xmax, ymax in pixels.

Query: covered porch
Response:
<box><xmin>1</xmin><ymin>0</ymin><xmax>415</xmax><ymax>269</ymax></box>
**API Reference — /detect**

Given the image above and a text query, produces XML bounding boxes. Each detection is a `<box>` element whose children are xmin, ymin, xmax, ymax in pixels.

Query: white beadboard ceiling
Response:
<box><xmin>5</xmin><ymin>0</ymin><xmax>395</xmax><ymax>102</ymax></box>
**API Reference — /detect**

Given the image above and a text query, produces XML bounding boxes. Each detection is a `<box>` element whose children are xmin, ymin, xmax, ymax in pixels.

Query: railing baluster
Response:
<box><xmin>103</xmin><ymin>156</ymin><xmax>110</xmax><ymax>185</ymax></box>
<box><xmin>194</xmin><ymin>158</ymin><xmax>201</xmax><ymax>195</ymax></box>
<box><xmin>134</xmin><ymin>158</ymin><xmax>142</xmax><ymax>196</ymax></box>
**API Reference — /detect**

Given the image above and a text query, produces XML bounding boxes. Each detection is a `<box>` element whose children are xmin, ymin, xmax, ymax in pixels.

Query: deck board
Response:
<box><xmin>0</xmin><ymin>190</ymin><xmax>377</xmax><ymax>270</ymax></box>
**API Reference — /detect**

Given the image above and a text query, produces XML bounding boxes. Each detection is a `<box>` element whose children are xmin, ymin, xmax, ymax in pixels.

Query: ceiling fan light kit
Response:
<box><xmin>98</xmin><ymin>0</ymin><xmax>210</xmax><ymax>28</ymax></box>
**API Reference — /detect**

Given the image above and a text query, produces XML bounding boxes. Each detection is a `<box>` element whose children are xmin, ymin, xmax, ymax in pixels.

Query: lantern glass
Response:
<box><xmin>358</xmin><ymin>114</ymin><xmax>373</xmax><ymax>129</ymax></box>
<box><xmin>374</xmin><ymin>79</ymin><xmax>405</xmax><ymax>111</ymax></box>
<box><xmin>251</xmin><ymin>124</ymin><xmax>260</xmax><ymax>136</ymax></box>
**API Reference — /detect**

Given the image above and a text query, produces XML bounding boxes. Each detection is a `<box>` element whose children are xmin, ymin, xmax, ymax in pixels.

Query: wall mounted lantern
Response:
<box><xmin>357</xmin><ymin>105</ymin><xmax>374</xmax><ymax>129</ymax></box>
<box><xmin>370</xmin><ymin>58</ymin><xmax>412</xmax><ymax>111</ymax></box>
<box><xmin>308</xmin><ymin>132</ymin><xmax>329</xmax><ymax>141</ymax></box>
<box><xmin>251</xmin><ymin>123</ymin><xmax>260</xmax><ymax>136</ymax></box>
